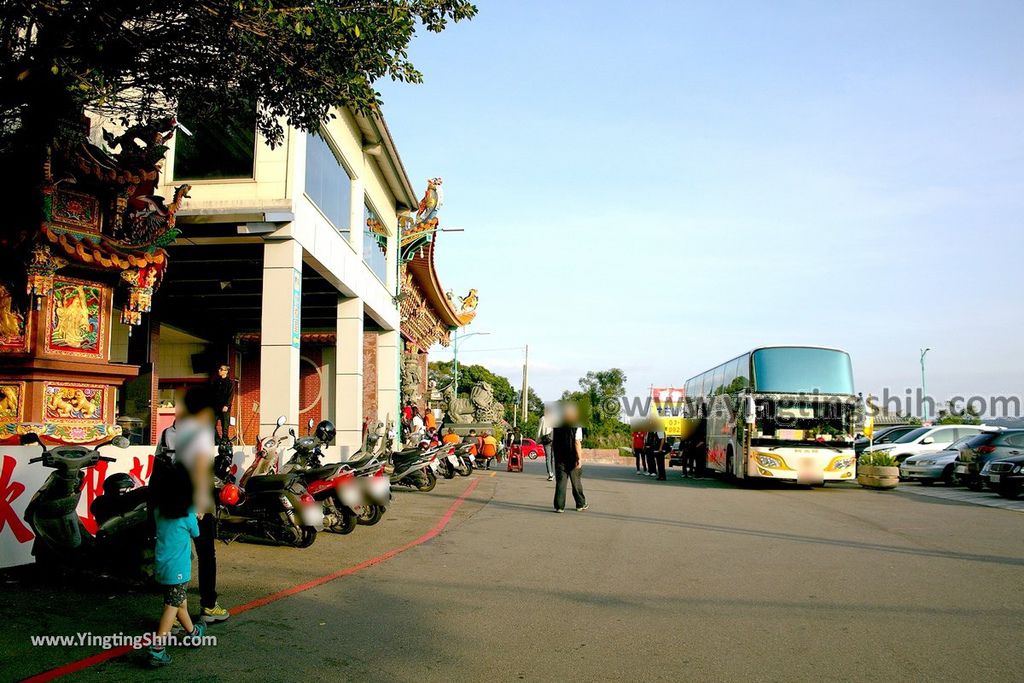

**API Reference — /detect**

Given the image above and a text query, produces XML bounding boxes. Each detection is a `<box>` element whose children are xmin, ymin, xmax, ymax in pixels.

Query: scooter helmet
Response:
<box><xmin>102</xmin><ymin>472</ymin><xmax>137</xmax><ymax>497</ymax></box>
<box><xmin>314</xmin><ymin>420</ymin><xmax>336</xmax><ymax>445</ymax></box>
<box><xmin>219</xmin><ymin>483</ymin><xmax>241</xmax><ymax>506</ymax></box>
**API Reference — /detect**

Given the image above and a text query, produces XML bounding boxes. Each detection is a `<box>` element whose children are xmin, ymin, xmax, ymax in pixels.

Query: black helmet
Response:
<box><xmin>315</xmin><ymin>420</ymin><xmax>336</xmax><ymax>445</ymax></box>
<box><xmin>103</xmin><ymin>472</ymin><xmax>137</xmax><ymax>497</ymax></box>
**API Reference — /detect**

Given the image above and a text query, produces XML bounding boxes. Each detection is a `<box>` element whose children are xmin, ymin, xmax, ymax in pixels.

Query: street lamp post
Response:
<box><xmin>920</xmin><ymin>347</ymin><xmax>931</xmax><ymax>423</ymax></box>
<box><xmin>452</xmin><ymin>330</ymin><xmax>490</xmax><ymax>397</ymax></box>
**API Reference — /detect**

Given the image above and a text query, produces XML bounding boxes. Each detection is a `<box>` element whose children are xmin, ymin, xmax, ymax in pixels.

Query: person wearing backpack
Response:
<box><xmin>156</xmin><ymin>387</ymin><xmax>228</xmax><ymax>627</ymax></box>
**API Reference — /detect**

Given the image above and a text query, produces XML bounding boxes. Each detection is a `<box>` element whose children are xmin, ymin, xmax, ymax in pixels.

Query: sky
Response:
<box><xmin>377</xmin><ymin>0</ymin><xmax>1024</xmax><ymax>416</ymax></box>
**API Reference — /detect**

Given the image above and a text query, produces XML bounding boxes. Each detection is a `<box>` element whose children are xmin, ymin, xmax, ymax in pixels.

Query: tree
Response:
<box><xmin>0</xmin><ymin>0</ymin><xmax>476</xmax><ymax>234</ymax></box>
<box><xmin>562</xmin><ymin>367</ymin><xmax>630</xmax><ymax>448</ymax></box>
<box><xmin>936</xmin><ymin>401</ymin><xmax>981</xmax><ymax>425</ymax></box>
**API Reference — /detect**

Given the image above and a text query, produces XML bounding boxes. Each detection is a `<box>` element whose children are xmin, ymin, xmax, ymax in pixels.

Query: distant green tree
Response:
<box><xmin>935</xmin><ymin>401</ymin><xmax>981</xmax><ymax>425</ymax></box>
<box><xmin>562</xmin><ymin>367</ymin><xmax>630</xmax><ymax>448</ymax></box>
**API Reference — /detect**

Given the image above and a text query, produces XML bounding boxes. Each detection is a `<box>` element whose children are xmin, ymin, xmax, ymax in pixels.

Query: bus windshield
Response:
<box><xmin>751</xmin><ymin>347</ymin><xmax>854</xmax><ymax>394</ymax></box>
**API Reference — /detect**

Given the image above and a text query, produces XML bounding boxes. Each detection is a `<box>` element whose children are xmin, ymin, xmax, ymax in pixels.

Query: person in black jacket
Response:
<box><xmin>552</xmin><ymin>403</ymin><xmax>588</xmax><ymax>513</ymax></box>
<box><xmin>210</xmin><ymin>364</ymin><xmax>234</xmax><ymax>442</ymax></box>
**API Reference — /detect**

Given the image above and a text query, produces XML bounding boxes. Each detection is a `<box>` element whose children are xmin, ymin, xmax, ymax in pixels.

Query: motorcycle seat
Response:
<box><xmin>244</xmin><ymin>474</ymin><xmax>294</xmax><ymax>493</ymax></box>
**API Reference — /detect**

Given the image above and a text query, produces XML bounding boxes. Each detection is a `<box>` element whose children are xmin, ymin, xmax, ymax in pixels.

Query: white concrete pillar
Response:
<box><xmin>349</xmin><ymin>177</ymin><xmax>365</xmax><ymax>257</ymax></box>
<box><xmin>335</xmin><ymin>296</ymin><xmax>364</xmax><ymax>456</ymax></box>
<box><xmin>259</xmin><ymin>239</ymin><xmax>303</xmax><ymax>437</ymax></box>
<box><xmin>377</xmin><ymin>330</ymin><xmax>401</xmax><ymax>440</ymax></box>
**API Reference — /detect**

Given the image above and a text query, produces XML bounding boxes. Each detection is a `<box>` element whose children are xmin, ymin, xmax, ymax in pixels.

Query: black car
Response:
<box><xmin>854</xmin><ymin>425</ymin><xmax>917</xmax><ymax>455</ymax></box>
<box><xmin>954</xmin><ymin>429</ymin><xmax>1024</xmax><ymax>490</ymax></box>
<box><xmin>983</xmin><ymin>453</ymin><xmax>1024</xmax><ymax>499</ymax></box>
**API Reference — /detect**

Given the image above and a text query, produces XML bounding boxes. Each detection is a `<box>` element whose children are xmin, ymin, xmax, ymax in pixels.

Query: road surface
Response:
<box><xmin>4</xmin><ymin>461</ymin><xmax>1023</xmax><ymax>681</ymax></box>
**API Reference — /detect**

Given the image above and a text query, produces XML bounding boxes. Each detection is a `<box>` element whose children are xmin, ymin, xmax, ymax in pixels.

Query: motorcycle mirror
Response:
<box><xmin>110</xmin><ymin>436</ymin><xmax>131</xmax><ymax>449</ymax></box>
<box><xmin>276</xmin><ymin>415</ymin><xmax>287</xmax><ymax>427</ymax></box>
<box><xmin>307</xmin><ymin>417</ymin><xmax>314</xmax><ymax>433</ymax></box>
<box><xmin>19</xmin><ymin>432</ymin><xmax>41</xmax><ymax>446</ymax></box>
<box><xmin>288</xmin><ymin>427</ymin><xmax>296</xmax><ymax>438</ymax></box>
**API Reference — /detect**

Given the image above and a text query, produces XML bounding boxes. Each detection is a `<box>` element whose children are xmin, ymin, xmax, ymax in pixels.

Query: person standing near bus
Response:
<box><xmin>631</xmin><ymin>429</ymin><xmax>646</xmax><ymax>475</ymax></box>
<box><xmin>645</xmin><ymin>429</ymin><xmax>666</xmax><ymax>479</ymax></box>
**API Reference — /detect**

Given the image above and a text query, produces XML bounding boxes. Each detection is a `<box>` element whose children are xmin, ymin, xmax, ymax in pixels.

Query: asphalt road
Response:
<box><xmin>4</xmin><ymin>460</ymin><xmax>1024</xmax><ymax>682</ymax></box>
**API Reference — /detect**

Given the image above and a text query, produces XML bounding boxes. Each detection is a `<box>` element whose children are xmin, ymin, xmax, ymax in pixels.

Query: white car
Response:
<box><xmin>863</xmin><ymin>425</ymin><xmax>985</xmax><ymax>464</ymax></box>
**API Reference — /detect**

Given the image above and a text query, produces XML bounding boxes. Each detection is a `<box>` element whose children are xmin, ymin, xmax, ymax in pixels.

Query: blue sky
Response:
<box><xmin>378</xmin><ymin>0</ymin><xmax>1024</xmax><ymax>415</ymax></box>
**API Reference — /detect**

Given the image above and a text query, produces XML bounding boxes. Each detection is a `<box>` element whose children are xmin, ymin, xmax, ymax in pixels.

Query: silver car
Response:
<box><xmin>899</xmin><ymin>436</ymin><xmax>974</xmax><ymax>485</ymax></box>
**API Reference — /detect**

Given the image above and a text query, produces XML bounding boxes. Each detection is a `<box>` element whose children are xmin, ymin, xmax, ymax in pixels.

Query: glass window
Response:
<box><xmin>304</xmin><ymin>132</ymin><xmax>351</xmax><ymax>233</ymax></box>
<box><xmin>711</xmin><ymin>365</ymin><xmax>725</xmax><ymax>395</ymax></box>
<box><xmin>893</xmin><ymin>427</ymin><xmax>930</xmax><ymax>444</ymax></box>
<box><xmin>1003</xmin><ymin>433</ymin><xmax>1024</xmax><ymax>448</ymax></box>
<box><xmin>721</xmin><ymin>360</ymin><xmax>736</xmax><ymax>393</ymax></box>
<box><xmin>363</xmin><ymin>203</ymin><xmax>388</xmax><ymax>283</ymax></box>
<box><xmin>929</xmin><ymin>429</ymin><xmax>955</xmax><ymax>445</ymax></box>
<box><xmin>751</xmin><ymin>347</ymin><xmax>854</xmax><ymax>394</ymax></box>
<box><xmin>736</xmin><ymin>353</ymin><xmax>751</xmax><ymax>389</ymax></box>
<box><xmin>952</xmin><ymin>428</ymin><xmax>980</xmax><ymax>441</ymax></box>
<box><xmin>174</xmin><ymin>99</ymin><xmax>256</xmax><ymax>180</ymax></box>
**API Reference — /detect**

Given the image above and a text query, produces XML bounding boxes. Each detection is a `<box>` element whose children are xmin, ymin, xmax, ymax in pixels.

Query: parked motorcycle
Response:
<box><xmin>453</xmin><ymin>443</ymin><xmax>475</xmax><ymax>477</ymax></box>
<box><xmin>19</xmin><ymin>432</ymin><xmax>153</xmax><ymax>577</ymax></box>
<box><xmin>216</xmin><ymin>416</ymin><xmax>323</xmax><ymax>547</ymax></box>
<box><xmin>341</xmin><ymin>421</ymin><xmax>392</xmax><ymax>526</ymax></box>
<box><xmin>278</xmin><ymin>419</ymin><xmax>360</xmax><ymax>535</ymax></box>
<box><xmin>389</xmin><ymin>442</ymin><xmax>445</xmax><ymax>492</ymax></box>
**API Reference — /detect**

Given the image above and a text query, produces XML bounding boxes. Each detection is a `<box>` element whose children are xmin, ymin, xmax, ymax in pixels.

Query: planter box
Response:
<box><xmin>857</xmin><ymin>465</ymin><xmax>899</xmax><ymax>490</ymax></box>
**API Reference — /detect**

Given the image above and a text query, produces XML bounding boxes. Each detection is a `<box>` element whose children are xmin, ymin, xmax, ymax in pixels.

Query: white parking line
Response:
<box><xmin>898</xmin><ymin>484</ymin><xmax>1024</xmax><ymax>512</ymax></box>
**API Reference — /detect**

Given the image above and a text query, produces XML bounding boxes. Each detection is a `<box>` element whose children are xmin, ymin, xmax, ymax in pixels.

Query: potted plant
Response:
<box><xmin>857</xmin><ymin>451</ymin><xmax>899</xmax><ymax>489</ymax></box>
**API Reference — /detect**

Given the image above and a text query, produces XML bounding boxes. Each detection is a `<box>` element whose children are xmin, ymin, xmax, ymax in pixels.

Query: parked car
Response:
<box><xmin>512</xmin><ymin>437</ymin><xmax>546</xmax><ymax>461</ymax></box>
<box><xmin>899</xmin><ymin>435</ymin><xmax>975</xmax><ymax>485</ymax></box>
<box><xmin>855</xmin><ymin>425</ymin><xmax>918</xmax><ymax>455</ymax></box>
<box><xmin>981</xmin><ymin>452</ymin><xmax>1024</xmax><ymax>499</ymax></box>
<box><xmin>955</xmin><ymin>429</ymin><xmax>1024</xmax><ymax>491</ymax></box>
<box><xmin>863</xmin><ymin>424</ymin><xmax>985</xmax><ymax>464</ymax></box>
<box><xmin>668</xmin><ymin>439</ymin><xmax>683</xmax><ymax>467</ymax></box>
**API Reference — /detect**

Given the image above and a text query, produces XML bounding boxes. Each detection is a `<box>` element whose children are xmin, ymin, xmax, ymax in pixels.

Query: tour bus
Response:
<box><xmin>682</xmin><ymin>346</ymin><xmax>860</xmax><ymax>485</ymax></box>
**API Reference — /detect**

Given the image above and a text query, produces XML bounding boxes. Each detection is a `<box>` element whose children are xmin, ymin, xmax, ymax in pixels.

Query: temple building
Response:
<box><xmin>0</xmin><ymin>103</ymin><xmax>475</xmax><ymax>456</ymax></box>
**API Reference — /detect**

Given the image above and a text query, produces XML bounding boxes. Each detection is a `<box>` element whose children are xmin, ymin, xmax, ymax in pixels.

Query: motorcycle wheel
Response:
<box><xmin>416</xmin><ymin>469</ymin><xmax>437</xmax><ymax>492</ymax></box>
<box><xmin>443</xmin><ymin>462</ymin><xmax>456</xmax><ymax>479</ymax></box>
<box><xmin>338</xmin><ymin>510</ymin><xmax>358</xmax><ymax>535</ymax></box>
<box><xmin>294</xmin><ymin>527</ymin><xmax>317</xmax><ymax>548</ymax></box>
<box><xmin>357</xmin><ymin>504</ymin><xmax>384</xmax><ymax>526</ymax></box>
<box><xmin>457</xmin><ymin>462</ymin><xmax>472</xmax><ymax>477</ymax></box>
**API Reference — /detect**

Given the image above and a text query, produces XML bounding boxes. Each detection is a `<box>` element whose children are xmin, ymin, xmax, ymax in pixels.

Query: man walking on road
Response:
<box><xmin>537</xmin><ymin>404</ymin><xmax>555</xmax><ymax>481</ymax></box>
<box><xmin>552</xmin><ymin>403</ymin><xmax>587</xmax><ymax>513</ymax></box>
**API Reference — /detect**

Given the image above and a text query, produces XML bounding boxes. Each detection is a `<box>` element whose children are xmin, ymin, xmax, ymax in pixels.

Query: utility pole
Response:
<box><xmin>520</xmin><ymin>344</ymin><xmax>529</xmax><ymax>427</ymax></box>
<box><xmin>920</xmin><ymin>347</ymin><xmax>931</xmax><ymax>423</ymax></box>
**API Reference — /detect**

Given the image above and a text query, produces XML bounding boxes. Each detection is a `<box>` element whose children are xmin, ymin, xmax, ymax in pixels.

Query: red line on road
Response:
<box><xmin>22</xmin><ymin>478</ymin><xmax>480</xmax><ymax>682</ymax></box>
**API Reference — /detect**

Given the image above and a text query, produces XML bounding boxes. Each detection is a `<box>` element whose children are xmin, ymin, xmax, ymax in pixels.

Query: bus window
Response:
<box><xmin>736</xmin><ymin>353</ymin><xmax>751</xmax><ymax>389</ymax></box>
<box><xmin>712</xmin><ymin>365</ymin><xmax>725</xmax><ymax>395</ymax></box>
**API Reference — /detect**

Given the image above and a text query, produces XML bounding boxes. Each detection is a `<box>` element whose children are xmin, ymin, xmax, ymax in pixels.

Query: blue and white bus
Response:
<box><xmin>683</xmin><ymin>346</ymin><xmax>859</xmax><ymax>485</ymax></box>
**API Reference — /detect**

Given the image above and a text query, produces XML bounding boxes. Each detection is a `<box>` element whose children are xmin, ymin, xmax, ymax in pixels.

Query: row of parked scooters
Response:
<box><xmin>17</xmin><ymin>415</ymin><xmax>481</xmax><ymax>578</ymax></box>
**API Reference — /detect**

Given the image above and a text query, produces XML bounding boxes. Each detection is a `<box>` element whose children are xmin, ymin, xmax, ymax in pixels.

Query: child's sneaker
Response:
<box><xmin>200</xmin><ymin>603</ymin><xmax>230</xmax><ymax>623</ymax></box>
<box><xmin>146</xmin><ymin>647</ymin><xmax>171</xmax><ymax>667</ymax></box>
<box><xmin>183</xmin><ymin>622</ymin><xmax>206</xmax><ymax>648</ymax></box>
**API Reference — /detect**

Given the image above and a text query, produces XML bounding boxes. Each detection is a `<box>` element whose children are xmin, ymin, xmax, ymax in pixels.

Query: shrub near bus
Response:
<box><xmin>682</xmin><ymin>346</ymin><xmax>859</xmax><ymax>485</ymax></box>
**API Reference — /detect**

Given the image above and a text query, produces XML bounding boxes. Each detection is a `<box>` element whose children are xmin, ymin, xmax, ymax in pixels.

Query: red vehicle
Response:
<box><xmin>515</xmin><ymin>438</ymin><xmax>545</xmax><ymax>461</ymax></box>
